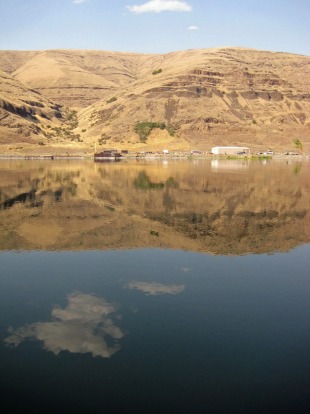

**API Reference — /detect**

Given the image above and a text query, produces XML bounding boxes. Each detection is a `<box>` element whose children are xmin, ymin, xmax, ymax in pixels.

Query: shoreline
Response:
<box><xmin>0</xmin><ymin>153</ymin><xmax>309</xmax><ymax>161</ymax></box>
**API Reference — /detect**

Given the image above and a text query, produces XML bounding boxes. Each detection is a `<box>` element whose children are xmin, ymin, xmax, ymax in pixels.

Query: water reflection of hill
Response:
<box><xmin>0</xmin><ymin>160</ymin><xmax>309</xmax><ymax>254</ymax></box>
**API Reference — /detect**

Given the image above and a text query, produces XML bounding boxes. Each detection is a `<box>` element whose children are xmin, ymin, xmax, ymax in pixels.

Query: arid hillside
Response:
<box><xmin>0</xmin><ymin>69</ymin><xmax>65</xmax><ymax>147</ymax></box>
<box><xmin>0</xmin><ymin>49</ymin><xmax>160</xmax><ymax>108</ymax></box>
<box><xmin>0</xmin><ymin>47</ymin><xmax>309</xmax><ymax>154</ymax></box>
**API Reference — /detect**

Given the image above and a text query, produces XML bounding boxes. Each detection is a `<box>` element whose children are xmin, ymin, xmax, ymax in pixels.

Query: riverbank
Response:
<box><xmin>0</xmin><ymin>152</ymin><xmax>309</xmax><ymax>161</ymax></box>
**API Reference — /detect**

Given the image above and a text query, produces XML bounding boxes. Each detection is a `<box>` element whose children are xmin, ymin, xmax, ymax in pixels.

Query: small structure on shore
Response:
<box><xmin>211</xmin><ymin>146</ymin><xmax>250</xmax><ymax>155</ymax></box>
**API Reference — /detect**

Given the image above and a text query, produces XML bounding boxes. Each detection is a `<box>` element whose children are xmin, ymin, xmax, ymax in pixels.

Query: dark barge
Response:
<box><xmin>94</xmin><ymin>150</ymin><xmax>123</xmax><ymax>161</ymax></box>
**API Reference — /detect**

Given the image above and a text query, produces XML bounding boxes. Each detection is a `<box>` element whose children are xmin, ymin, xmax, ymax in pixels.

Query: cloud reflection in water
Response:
<box><xmin>127</xmin><ymin>281</ymin><xmax>185</xmax><ymax>295</ymax></box>
<box><xmin>5</xmin><ymin>293</ymin><xmax>124</xmax><ymax>358</ymax></box>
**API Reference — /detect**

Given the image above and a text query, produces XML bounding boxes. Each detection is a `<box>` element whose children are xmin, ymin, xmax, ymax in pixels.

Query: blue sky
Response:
<box><xmin>0</xmin><ymin>0</ymin><xmax>309</xmax><ymax>55</ymax></box>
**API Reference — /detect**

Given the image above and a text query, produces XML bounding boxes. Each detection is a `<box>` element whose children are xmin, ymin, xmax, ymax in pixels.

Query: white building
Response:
<box><xmin>211</xmin><ymin>146</ymin><xmax>250</xmax><ymax>155</ymax></box>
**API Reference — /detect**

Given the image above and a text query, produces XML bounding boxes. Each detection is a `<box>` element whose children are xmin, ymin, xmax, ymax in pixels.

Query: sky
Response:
<box><xmin>0</xmin><ymin>0</ymin><xmax>309</xmax><ymax>55</ymax></box>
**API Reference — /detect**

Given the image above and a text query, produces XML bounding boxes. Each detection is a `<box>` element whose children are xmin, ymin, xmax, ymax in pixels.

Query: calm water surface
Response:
<box><xmin>0</xmin><ymin>159</ymin><xmax>309</xmax><ymax>413</ymax></box>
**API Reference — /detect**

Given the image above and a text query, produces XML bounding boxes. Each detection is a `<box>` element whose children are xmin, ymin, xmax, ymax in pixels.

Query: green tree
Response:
<box><xmin>293</xmin><ymin>138</ymin><xmax>303</xmax><ymax>153</ymax></box>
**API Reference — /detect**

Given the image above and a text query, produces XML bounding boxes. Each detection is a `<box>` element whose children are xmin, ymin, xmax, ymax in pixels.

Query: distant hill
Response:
<box><xmin>0</xmin><ymin>47</ymin><xmax>309</xmax><ymax>154</ymax></box>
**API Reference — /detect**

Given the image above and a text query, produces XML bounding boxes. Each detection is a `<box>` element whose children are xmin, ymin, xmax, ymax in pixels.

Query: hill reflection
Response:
<box><xmin>0</xmin><ymin>159</ymin><xmax>309</xmax><ymax>254</ymax></box>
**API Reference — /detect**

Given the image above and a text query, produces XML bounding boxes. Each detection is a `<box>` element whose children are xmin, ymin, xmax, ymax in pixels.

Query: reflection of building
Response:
<box><xmin>211</xmin><ymin>160</ymin><xmax>249</xmax><ymax>171</ymax></box>
<box><xmin>211</xmin><ymin>146</ymin><xmax>250</xmax><ymax>155</ymax></box>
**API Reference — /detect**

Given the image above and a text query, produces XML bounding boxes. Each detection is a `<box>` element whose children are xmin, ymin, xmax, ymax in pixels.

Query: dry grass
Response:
<box><xmin>0</xmin><ymin>47</ymin><xmax>310</xmax><ymax>154</ymax></box>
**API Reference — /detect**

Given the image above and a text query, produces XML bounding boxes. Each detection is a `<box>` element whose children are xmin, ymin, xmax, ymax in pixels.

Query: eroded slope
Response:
<box><xmin>0</xmin><ymin>69</ymin><xmax>64</xmax><ymax>146</ymax></box>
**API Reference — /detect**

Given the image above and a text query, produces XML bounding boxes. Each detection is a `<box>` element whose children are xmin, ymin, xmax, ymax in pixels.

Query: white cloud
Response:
<box><xmin>188</xmin><ymin>25</ymin><xmax>199</xmax><ymax>31</ymax></box>
<box><xmin>127</xmin><ymin>281</ymin><xmax>185</xmax><ymax>295</ymax></box>
<box><xmin>127</xmin><ymin>0</ymin><xmax>192</xmax><ymax>14</ymax></box>
<box><xmin>73</xmin><ymin>0</ymin><xmax>88</xmax><ymax>4</ymax></box>
<box><xmin>5</xmin><ymin>293</ymin><xmax>124</xmax><ymax>358</ymax></box>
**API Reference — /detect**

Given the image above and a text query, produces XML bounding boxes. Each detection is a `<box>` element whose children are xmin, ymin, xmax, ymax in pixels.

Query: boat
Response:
<box><xmin>94</xmin><ymin>150</ymin><xmax>123</xmax><ymax>161</ymax></box>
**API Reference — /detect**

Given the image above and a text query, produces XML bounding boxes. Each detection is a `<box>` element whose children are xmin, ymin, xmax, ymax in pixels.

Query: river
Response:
<box><xmin>0</xmin><ymin>158</ymin><xmax>309</xmax><ymax>413</ymax></box>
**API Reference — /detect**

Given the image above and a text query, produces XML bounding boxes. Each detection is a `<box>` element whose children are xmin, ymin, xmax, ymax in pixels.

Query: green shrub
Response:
<box><xmin>134</xmin><ymin>122</ymin><xmax>166</xmax><ymax>142</ymax></box>
<box><xmin>106</xmin><ymin>96</ymin><xmax>117</xmax><ymax>104</ymax></box>
<box><xmin>166</xmin><ymin>126</ymin><xmax>175</xmax><ymax>136</ymax></box>
<box><xmin>152</xmin><ymin>69</ymin><xmax>162</xmax><ymax>75</ymax></box>
<box><xmin>105</xmin><ymin>204</ymin><xmax>115</xmax><ymax>212</ymax></box>
<box><xmin>67</xmin><ymin>110</ymin><xmax>77</xmax><ymax>121</ymax></box>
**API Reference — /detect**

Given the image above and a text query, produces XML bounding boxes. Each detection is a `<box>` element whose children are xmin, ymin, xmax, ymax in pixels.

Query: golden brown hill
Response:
<box><xmin>0</xmin><ymin>49</ymin><xmax>160</xmax><ymax>108</ymax></box>
<box><xmin>0</xmin><ymin>47</ymin><xmax>309</xmax><ymax>153</ymax></box>
<box><xmin>0</xmin><ymin>69</ymin><xmax>65</xmax><ymax>148</ymax></box>
<box><xmin>76</xmin><ymin>48</ymin><xmax>310</xmax><ymax>153</ymax></box>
